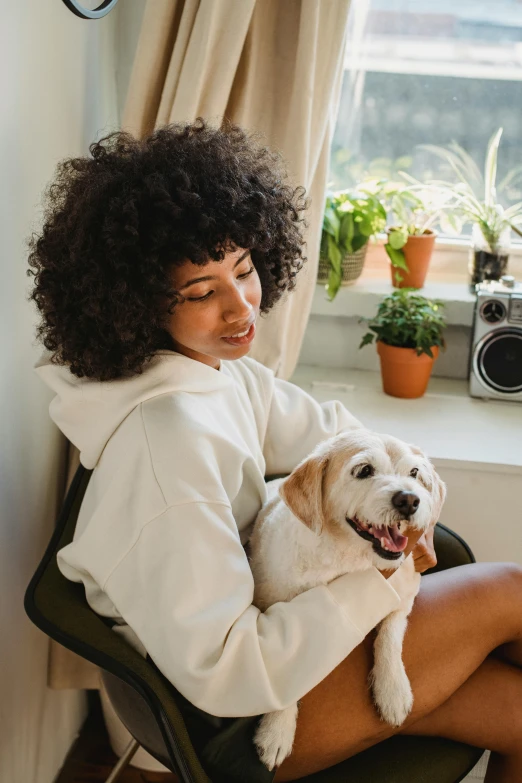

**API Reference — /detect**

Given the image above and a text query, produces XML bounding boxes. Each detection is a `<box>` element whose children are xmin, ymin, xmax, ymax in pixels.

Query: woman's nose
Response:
<box><xmin>222</xmin><ymin>286</ymin><xmax>253</xmax><ymax>323</ymax></box>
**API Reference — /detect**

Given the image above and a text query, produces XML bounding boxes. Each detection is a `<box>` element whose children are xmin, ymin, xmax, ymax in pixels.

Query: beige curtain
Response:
<box><xmin>49</xmin><ymin>0</ymin><xmax>351</xmax><ymax>693</ymax></box>
<box><xmin>122</xmin><ymin>0</ymin><xmax>351</xmax><ymax>380</ymax></box>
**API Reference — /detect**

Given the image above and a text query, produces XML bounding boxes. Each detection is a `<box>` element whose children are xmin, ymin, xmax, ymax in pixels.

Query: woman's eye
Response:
<box><xmin>354</xmin><ymin>464</ymin><xmax>374</xmax><ymax>479</ymax></box>
<box><xmin>186</xmin><ymin>266</ymin><xmax>254</xmax><ymax>301</ymax></box>
<box><xmin>187</xmin><ymin>291</ymin><xmax>213</xmax><ymax>302</ymax></box>
<box><xmin>410</xmin><ymin>467</ymin><xmax>419</xmax><ymax>478</ymax></box>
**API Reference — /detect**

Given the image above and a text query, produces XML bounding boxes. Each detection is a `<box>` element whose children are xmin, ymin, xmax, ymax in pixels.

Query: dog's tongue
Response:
<box><xmin>372</xmin><ymin>523</ymin><xmax>408</xmax><ymax>553</ymax></box>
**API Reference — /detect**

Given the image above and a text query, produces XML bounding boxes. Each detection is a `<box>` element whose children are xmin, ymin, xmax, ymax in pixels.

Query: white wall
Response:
<box><xmin>116</xmin><ymin>0</ymin><xmax>146</xmax><ymax>122</ymax></box>
<box><xmin>0</xmin><ymin>2</ymin><xmax>124</xmax><ymax>781</ymax></box>
<box><xmin>300</xmin><ymin>316</ymin><xmax>471</xmax><ymax>380</ymax></box>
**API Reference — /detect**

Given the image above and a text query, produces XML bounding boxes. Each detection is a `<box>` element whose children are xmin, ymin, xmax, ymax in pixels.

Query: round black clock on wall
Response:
<box><xmin>62</xmin><ymin>0</ymin><xmax>119</xmax><ymax>20</ymax></box>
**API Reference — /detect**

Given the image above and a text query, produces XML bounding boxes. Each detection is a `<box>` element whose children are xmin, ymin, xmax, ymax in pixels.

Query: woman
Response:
<box><xmin>28</xmin><ymin>118</ymin><xmax>522</xmax><ymax>783</ymax></box>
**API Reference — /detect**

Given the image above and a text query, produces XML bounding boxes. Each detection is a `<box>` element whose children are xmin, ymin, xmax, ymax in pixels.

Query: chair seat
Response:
<box><xmin>300</xmin><ymin>734</ymin><xmax>482</xmax><ymax>782</ymax></box>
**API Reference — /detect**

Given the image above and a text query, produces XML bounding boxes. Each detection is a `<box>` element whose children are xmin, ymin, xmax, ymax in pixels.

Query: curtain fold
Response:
<box><xmin>50</xmin><ymin>0</ymin><xmax>351</xmax><ymax>702</ymax></box>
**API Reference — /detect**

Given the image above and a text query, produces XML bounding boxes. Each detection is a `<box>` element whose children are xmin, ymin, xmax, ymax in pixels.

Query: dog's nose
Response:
<box><xmin>392</xmin><ymin>491</ymin><xmax>420</xmax><ymax>517</ymax></box>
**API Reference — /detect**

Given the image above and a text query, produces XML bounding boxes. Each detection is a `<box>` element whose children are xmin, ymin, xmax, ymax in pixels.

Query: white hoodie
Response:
<box><xmin>34</xmin><ymin>349</ymin><xmax>412</xmax><ymax>718</ymax></box>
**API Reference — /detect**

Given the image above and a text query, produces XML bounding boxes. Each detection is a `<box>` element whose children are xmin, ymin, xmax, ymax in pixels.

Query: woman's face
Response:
<box><xmin>165</xmin><ymin>246</ymin><xmax>262</xmax><ymax>369</ymax></box>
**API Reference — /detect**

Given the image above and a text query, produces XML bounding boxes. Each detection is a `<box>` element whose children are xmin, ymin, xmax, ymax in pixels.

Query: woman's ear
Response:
<box><xmin>279</xmin><ymin>455</ymin><xmax>329</xmax><ymax>535</ymax></box>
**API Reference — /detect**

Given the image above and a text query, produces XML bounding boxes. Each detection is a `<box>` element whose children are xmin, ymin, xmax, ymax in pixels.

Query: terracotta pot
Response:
<box><xmin>377</xmin><ymin>341</ymin><xmax>439</xmax><ymax>398</ymax></box>
<box><xmin>389</xmin><ymin>229</ymin><xmax>436</xmax><ymax>289</ymax></box>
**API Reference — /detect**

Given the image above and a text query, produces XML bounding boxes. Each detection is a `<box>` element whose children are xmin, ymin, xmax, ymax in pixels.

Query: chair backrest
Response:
<box><xmin>24</xmin><ymin>465</ymin><xmax>211</xmax><ymax>783</ymax></box>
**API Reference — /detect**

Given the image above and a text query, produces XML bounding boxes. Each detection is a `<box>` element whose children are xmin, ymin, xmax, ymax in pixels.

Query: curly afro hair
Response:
<box><xmin>27</xmin><ymin>117</ymin><xmax>310</xmax><ymax>381</ymax></box>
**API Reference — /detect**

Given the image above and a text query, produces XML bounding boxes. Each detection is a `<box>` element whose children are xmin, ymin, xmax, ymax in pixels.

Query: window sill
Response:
<box><xmin>291</xmin><ymin>364</ymin><xmax>522</xmax><ymax>471</ymax></box>
<box><xmin>312</xmin><ymin>278</ymin><xmax>476</xmax><ymax>327</ymax></box>
<box><xmin>312</xmin><ymin>237</ymin><xmax>522</xmax><ymax>327</ymax></box>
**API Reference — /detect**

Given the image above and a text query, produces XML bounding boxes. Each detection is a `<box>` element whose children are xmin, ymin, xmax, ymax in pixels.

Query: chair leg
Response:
<box><xmin>105</xmin><ymin>738</ymin><xmax>140</xmax><ymax>783</ymax></box>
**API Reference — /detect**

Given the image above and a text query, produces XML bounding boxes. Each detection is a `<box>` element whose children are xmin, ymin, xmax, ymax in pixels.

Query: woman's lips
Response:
<box><xmin>222</xmin><ymin>322</ymin><xmax>256</xmax><ymax>346</ymax></box>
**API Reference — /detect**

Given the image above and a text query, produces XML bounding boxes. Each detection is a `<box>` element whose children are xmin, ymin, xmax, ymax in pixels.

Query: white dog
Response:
<box><xmin>248</xmin><ymin>429</ymin><xmax>446</xmax><ymax>771</ymax></box>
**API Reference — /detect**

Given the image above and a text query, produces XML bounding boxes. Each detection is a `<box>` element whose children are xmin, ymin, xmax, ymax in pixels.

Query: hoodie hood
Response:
<box><xmin>34</xmin><ymin>350</ymin><xmax>233</xmax><ymax>469</ymax></box>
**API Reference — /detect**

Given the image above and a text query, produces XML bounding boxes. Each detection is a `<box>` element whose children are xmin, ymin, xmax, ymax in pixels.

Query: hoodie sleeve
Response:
<box><xmin>102</xmin><ymin>499</ymin><xmax>403</xmax><ymax>718</ymax></box>
<box><xmin>263</xmin><ymin>375</ymin><xmax>364</xmax><ymax>476</ymax></box>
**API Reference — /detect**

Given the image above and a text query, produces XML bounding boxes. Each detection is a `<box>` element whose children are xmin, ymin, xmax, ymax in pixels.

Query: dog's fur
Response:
<box><xmin>248</xmin><ymin>429</ymin><xmax>446</xmax><ymax>770</ymax></box>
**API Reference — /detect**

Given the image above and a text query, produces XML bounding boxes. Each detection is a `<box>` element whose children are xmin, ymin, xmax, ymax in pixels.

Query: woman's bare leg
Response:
<box><xmin>491</xmin><ymin>638</ymin><xmax>522</xmax><ymax>667</ymax></box>
<box><xmin>399</xmin><ymin>655</ymin><xmax>522</xmax><ymax>782</ymax></box>
<box><xmin>273</xmin><ymin>562</ymin><xmax>522</xmax><ymax>782</ymax></box>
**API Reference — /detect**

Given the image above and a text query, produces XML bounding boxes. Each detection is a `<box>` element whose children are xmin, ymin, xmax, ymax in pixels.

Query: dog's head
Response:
<box><xmin>279</xmin><ymin>429</ymin><xmax>446</xmax><ymax>570</ymax></box>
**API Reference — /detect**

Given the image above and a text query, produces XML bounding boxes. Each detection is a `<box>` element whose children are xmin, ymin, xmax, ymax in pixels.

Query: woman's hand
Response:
<box><xmin>411</xmin><ymin>526</ymin><xmax>437</xmax><ymax>573</ymax></box>
<box><xmin>378</xmin><ymin>525</ymin><xmax>436</xmax><ymax>579</ymax></box>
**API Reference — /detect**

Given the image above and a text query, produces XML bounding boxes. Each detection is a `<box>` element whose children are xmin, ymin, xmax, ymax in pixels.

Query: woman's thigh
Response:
<box><xmin>273</xmin><ymin>562</ymin><xmax>522</xmax><ymax>782</ymax></box>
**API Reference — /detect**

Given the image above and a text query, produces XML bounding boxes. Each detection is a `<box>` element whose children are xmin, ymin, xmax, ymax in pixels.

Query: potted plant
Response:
<box><xmin>319</xmin><ymin>188</ymin><xmax>386</xmax><ymax>300</ymax></box>
<box><xmin>383</xmin><ymin>183</ymin><xmax>456</xmax><ymax>289</ymax></box>
<box><xmin>359</xmin><ymin>289</ymin><xmax>446</xmax><ymax>399</ymax></box>
<box><xmin>420</xmin><ymin>128</ymin><xmax>522</xmax><ymax>291</ymax></box>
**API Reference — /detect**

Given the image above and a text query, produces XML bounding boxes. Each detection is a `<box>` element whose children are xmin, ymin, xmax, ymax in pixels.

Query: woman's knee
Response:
<box><xmin>478</xmin><ymin>561</ymin><xmax>522</xmax><ymax>584</ymax></box>
<box><xmin>419</xmin><ymin>561</ymin><xmax>522</xmax><ymax>628</ymax></box>
<box><xmin>392</xmin><ymin>563</ymin><xmax>522</xmax><ymax>717</ymax></box>
<box><xmin>468</xmin><ymin>562</ymin><xmax>522</xmax><ymax>636</ymax></box>
<box><xmin>495</xmin><ymin>561</ymin><xmax>522</xmax><ymax>638</ymax></box>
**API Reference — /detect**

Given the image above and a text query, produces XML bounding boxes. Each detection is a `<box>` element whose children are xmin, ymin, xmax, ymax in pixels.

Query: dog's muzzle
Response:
<box><xmin>346</xmin><ymin>515</ymin><xmax>408</xmax><ymax>561</ymax></box>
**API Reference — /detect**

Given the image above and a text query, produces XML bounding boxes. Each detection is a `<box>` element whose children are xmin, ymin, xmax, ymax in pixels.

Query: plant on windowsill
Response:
<box><xmin>319</xmin><ymin>188</ymin><xmax>386</xmax><ymax>300</ymax></box>
<box><xmin>383</xmin><ymin>183</ymin><xmax>458</xmax><ymax>290</ymax></box>
<box><xmin>418</xmin><ymin>127</ymin><xmax>522</xmax><ymax>291</ymax></box>
<box><xmin>359</xmin><ymin>289</ymin><xmax>446</xmax><ymax>399</ymax></box>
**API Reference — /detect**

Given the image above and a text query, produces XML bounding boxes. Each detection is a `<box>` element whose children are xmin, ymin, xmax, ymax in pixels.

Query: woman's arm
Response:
<box><xmin>100</xmin><ymin>499</ymin><xmax>404</xmax><ymax>718</ymax></box>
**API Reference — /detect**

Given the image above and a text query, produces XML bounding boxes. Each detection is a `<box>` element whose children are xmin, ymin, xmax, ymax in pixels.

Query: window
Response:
<box><xmin>330</xmin><ymin>0</ymin><xmax>522</xmax><ymax>244</ymax></box>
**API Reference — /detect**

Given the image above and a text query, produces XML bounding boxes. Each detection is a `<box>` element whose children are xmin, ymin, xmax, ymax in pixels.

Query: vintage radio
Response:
<box><xmin>469</xmin><ymin>276</ymin><xmax>522</xmax><ymax>401</ymax></box>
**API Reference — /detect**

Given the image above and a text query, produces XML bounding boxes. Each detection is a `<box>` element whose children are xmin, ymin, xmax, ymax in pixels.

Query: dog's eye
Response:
<box><xmin>410</xmin><ymin>467</ymin><xmax>419</xmax><ymax>478</ymax></box>
<box><xmin>354</xmin><ymin>464</ymin><xmax>374</xmax><ymax>479</ymax></box>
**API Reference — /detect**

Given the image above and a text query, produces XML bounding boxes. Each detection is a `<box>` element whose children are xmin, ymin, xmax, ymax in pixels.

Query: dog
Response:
<box><xmin>247</xmin><ymin>428</ymin><xmax>446</xmax><ymax>771</ymax></box>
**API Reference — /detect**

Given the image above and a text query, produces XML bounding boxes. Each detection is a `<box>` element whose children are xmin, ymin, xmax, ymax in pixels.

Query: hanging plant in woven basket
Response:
<box><xmin>317</xmin><ymin>244</ymin><xmax>369</xmax><ymax>286</ymax></box>
<box><xmin>320</xmin><ymin>189</ymin><xmax>386</xmax><ymax>300</ymax></box>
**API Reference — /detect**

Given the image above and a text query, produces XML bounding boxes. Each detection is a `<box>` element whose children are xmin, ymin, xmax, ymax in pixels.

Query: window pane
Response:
<box><xmin>331</xmin><ymin>0</ymin><xmax>522</xmax><ymax>238</ymax></box>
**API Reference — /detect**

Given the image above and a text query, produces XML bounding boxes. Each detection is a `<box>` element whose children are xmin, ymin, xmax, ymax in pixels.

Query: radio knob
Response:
<box><xmin>480</xmin><ymin>299</ymin><xmax>506</xmax><ymax>323</ymax></box>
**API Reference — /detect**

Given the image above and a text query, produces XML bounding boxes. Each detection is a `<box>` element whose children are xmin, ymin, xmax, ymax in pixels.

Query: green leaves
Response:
<box><xmin>359</xmin><ymin>332</ymin><xmax>375</xmax><ymax>349</ymax></box>
<box><xmin>321</xmin><ymin>189</ymin><xmax>387</xmax><ymax>300</ymax></box>
<box><xmin>484</xmin><ymin>128</ymin><xmax>503</xmax><ymax>208</ymax></box>
<box><xmin>420</xmin><ymin>128</ymin><xmax>522</xmax><ymax>251</ymax></box>
<box><xmin>325</xmin><ymin>234</ymin><xmax>342</xmax><ymax>300</ymax></box>
<box><xmin>359</xmin><ymin>289</ymin><xmax>446</xmax><ymax>357</ymax></box>
<box><xmin>326</xmin><ymin>265</ymin><xmax>342</xmax><ymax>302</ymax></box>
<box><xmin>339</xmin><ymin>211</ymin><xmax>355</xmax><ymax>254</ymax></box>
<box><xmin>323</xmin><ymin>206</ymin><xmax>340</xmax><ymax>243</ymax></box>
<box><xmin>387</xmin><ymin>227</ymin><xmax>408</xmax><ymax>250</ymax></box>
<box><xmin>384</xmin><ymin>242</ymin><xmax>409</xmax><ymax>273</ymax></box>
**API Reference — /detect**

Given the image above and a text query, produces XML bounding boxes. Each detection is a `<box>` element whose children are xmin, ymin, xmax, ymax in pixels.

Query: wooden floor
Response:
<box><xmin>56</xmin><ymin>691</ymin><xmax>179</xmax><ymax>783</ymax></box>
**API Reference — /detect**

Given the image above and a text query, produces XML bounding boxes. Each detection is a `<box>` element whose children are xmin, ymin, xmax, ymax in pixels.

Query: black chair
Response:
<box><xmin>25</xmin><ymin>464</ymin><xmax>485</xmax><ymax>782</ymax></box>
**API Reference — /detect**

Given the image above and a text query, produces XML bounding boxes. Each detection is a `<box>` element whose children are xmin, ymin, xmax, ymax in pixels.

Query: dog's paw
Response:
<box><xmin>253</xmin><ymin>704</ymin><xmax>299</xmax><ymax>771</ymax></box>
<box><xmin>368</xmin><ymin>664</ymin><xmax>414</xmax><ymax>727</ymax></box>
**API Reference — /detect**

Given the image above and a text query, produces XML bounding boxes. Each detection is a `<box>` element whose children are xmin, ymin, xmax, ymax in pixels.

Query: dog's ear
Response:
<box><xmin>279</xmin><ymin>455</ymin><xmax>329</xmax><ymax>535</ymax></box>
<box><xmin>430</xmin><ymin>469</ymin><xmax>447</xmax><ymax>525</ymax></box>
<box><xmin>409</xmin><ymin>443</ymin><xmax>447</xmax><ymax>526</ymax></box>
